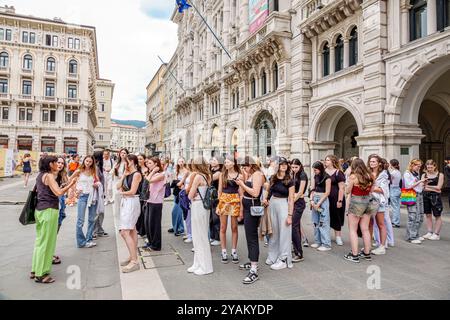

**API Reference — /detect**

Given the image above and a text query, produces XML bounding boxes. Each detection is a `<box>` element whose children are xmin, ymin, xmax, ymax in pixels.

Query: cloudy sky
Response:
<box><xmin>4</xmin><ymin>0</ymin><xmax>178</xmax><ymax>120</ymax></box>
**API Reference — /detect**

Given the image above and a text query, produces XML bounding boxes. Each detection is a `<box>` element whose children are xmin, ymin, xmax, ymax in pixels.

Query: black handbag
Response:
<box><xmin>19</xmin><ymin>185</ymin><xmax>37</xmax><ymax>225</ymax></box>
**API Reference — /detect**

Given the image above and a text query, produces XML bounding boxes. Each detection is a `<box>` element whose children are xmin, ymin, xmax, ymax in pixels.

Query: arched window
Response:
<box><xmin>322</xmin><ymin>42</ymin><xmax>330</xmax><ymax>77</ymax></box>
<box><xmin>349</xmin><ymin>27</ymin><xmax>358</xmax><ymax>66</ymax></box>
<box><xmin>261</xmin><ymin>69</ymin><xmax>267</xmax><ymax>95</ymax></box>
<box><xmin>46</xmin><ymin>57</ymin><xmax>56</xmax><ymax>72</ymax></box>
<box><xmin>0</xmin><ymin>52</ymin><xmax>8</xmax><ymax>68</ymax></box>
<box><xmin>251</xmin><ymin>75</ymin><xmax>256</xmax><ymax>99</ymax></box>
<box><xmin>335</xmin><ymin>35</ymin><xmax>344</xmax><ymax>72</ymax></box>
<box><xmin>410</xmin><ymin>0</ymin><xmax>427</xmax><ymax>41</ymax></box>
<box><xmin>273</xmin><ymin>62</ymin><xmax>278</xmax><ymax>90</ymax></box>
<box><xmin>69</xmin><ymin>59</ymin><xmax>78</xmax><ymax>74</ymax></box>
<box><xmin>23</xmin><ymin>54</ymin><xmax>33</xmax><ymax>70</ymax></box>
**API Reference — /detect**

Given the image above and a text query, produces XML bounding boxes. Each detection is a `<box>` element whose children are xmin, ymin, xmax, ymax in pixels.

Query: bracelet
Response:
<box><xmin>288</xmin><ymin>214</ymin><xmax>293</xmax><ymax>217</ymax></box>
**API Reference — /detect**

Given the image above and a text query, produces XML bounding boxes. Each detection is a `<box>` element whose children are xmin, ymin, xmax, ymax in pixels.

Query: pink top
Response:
<box><xmin>148</xmin><ymin>172</ymin><xmax>166</xmax><ymax>204</ymax></box>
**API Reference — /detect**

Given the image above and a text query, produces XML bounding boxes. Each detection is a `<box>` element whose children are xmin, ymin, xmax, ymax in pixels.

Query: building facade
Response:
<box><xmin>95</xmin><ymin>79</ymin><xmax>114</xmax><ymax>150</ymax></box>
<box><xmin>111</xmin><ymin>122</ymin><xmax>146</xmax><ymax>154</ymax></box>
<box><xmin>146</xmin><ymin>64</ymin><xmax>167</xmax><ymax>156</ymax></box>
<box><xmin>149</xmin><ymin>0</ymin><xmax>450</xmax><ymax>170</ymax></box>
<box><xmin>0</xmin><ymin>5</ymin><xmax>101</xmax><ymax>155</ymax></box>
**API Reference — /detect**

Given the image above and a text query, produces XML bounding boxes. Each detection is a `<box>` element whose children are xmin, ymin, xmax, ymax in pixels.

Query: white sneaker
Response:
<box><xmin>422</xmin><ymin>232</ymin><xmax>433</xmax><ymax>240</ymax></box>
<box><xmin>336</xmin><ymin>237</ymin><xmax>344</xmax><ymax>246</ymax></box>
<box><xmin>191</xmin><ymin>248</ymin><xmax>195</xmax><ymax>252</ymax></box>
<box><xmin>85</xmin><ymin>241</ymin><xmax>97</xmax><ymax>248</ymax></box>
<box><xmin>317</xmin><ymin>246</ymin><xmax>331</xmax><ymax>252</ymax></box>
<box><xmin>310</xmin><ymin>243</ymin><xmax>320</xmax><ymax>249</ymax></box>
<box><xmin>184</xmin><ymin>238</ymin><xmax>193</xmax><ymax>243</ymax></box>
<box><xmin>429</xmin><ymin>234</ymin><xmax>440</xmax><ymax>241</ymax></box>
<box><xmin>410</xmin><ymin>239</ymin><xmax>422</xmax><ymax>244</ymax></box>
<box><xmin>371</xmin><ymin>245</ymin><xmax>386</xmax><ymax>255</ymax></box>
<box><xmin>418</xmin><ymin>237</ymin><xmax>425</xmax><ymax>241</ymax></box>
<box><xmin>210</xmin><ymin>240</ymin><xmax>221</xmax><ymax>246</ymax></box>
<box><xmin>187</xmin><ymin>266</ymin><xmax>197</xmax><ymax>273</ymax></box>
<box><xmin>265</xmin><ymin>258</ymin><xmax>274</xmax><ymax>266</ymax></box>
<box><xmin>270</xmin><ymin>259</ymin><xmax>287</xmax><ymax>270</ymax></box>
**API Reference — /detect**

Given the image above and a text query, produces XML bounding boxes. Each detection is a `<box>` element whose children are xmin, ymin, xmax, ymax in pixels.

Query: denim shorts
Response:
<box><xmin>348</xmin><ymin>195</ymin><xmax>379</xmax><ymax>217</ymax></box>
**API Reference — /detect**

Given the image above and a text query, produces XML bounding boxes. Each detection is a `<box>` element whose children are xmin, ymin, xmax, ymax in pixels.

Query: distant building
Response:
<box><xmin>95</xmin><ymin>79</ymin><xmax>115</xmax><ymax>150</ymax></box>
<box><xmin>111</xmin><ymin>122</ymin><xmax>146</xmax><ymax>154</ymax></box>
<box><xmin>0</xmin><ymin>5</ymin><xmax>101</xmax><ymax>155</ymax></box>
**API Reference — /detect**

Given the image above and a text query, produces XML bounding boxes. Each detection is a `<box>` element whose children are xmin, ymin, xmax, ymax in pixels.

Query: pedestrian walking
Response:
<box><xmin>30</xmin><ymin>156</ymin><xmax>76</xmax><ymax>283</ymax></box>
<box><xmin>187</xmin><ymin>157</ymin><xmax>214</xmax><ymax>276</ymax></box>
<box><xmin>422</xmin><ymin>160</ymin><xmax>444</xmax><ymax>241</ymax></box>
<box><xmin>19</xmin><ymin>153</ymin><xmax>34</xmax><ymax>188</ymax></box>
<box><xmin>117</xmin><ymin>154</ymin><xmax>142</xmax><ymax>273</ymax></box>
<box><xmin>309</xmin><ymin>161</ymin><xmax>332</xmax><ymax>251</ymax></box>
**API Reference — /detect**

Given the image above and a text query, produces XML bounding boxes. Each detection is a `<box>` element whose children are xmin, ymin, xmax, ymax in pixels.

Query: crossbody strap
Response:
<box><xmin>197</xmin><ymin>174</ymin><xmax>209</xmax><ymax>202</ymax></box>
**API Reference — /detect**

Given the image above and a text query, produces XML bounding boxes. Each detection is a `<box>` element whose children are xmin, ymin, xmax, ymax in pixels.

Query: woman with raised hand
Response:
<box><xmin>343</xmin><ymin>159</ymin><xmax>377</xmax><ymax>263</ymax></box>
<box><xmin>117</xmin><ymin>154</ymin><xmax>142</xmax><ymax>273</ymax></box>
<box><xmin>187</xmin><ymin>157</ymin><xmax>213</xmax><ymax>276</ymax></box>
<box><xmin>421</xmin><ymin>159</ymin><xmax>444</xmax><ymax>241</ymax></box>
<box><xmin>73</xmin><ymin>155</ymin><xmax>101</xmax><ymax>248</ymax></box>
<box><xmin>236</xmin><ymin>156</ymin><xmax>265</xmax><ymax>283</ymax></box>
<box><xmin>309</xmin><ymin>161</ymin><xmax>332</xmax><ymax>252</ymax></box>
<box><xmin>20</xmin><ymin>153</ymin><xmax>34</xmax><ymax>188</ymax></box>
<box><xmin>216</xmin><ymin>155</ymin><xmax>244</xmax><ymax>264</ymax></box>
<box><xmin>264</xmin><ymin>157</ymin><xmax>295</xmax><ymax>270</ymax></box>
<box><xmin>144</xmin><ymin>157</ymin><xmax>166</xmax><ymax>252</ymax></box>
<box><xmin>30</xmin><ymin>156</ymin><xmax>76</xmax><ymax>283</ymax></box>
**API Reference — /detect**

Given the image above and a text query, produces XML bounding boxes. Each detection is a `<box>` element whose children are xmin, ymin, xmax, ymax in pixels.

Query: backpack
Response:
<box><xmin>197</xmin><ymin>175</ymin><xmax>218</xmax><ymax>211</ymax></box>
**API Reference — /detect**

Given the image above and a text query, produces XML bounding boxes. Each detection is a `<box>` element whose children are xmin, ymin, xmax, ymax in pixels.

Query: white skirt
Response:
<box><xmin>119</xmin><ymin>196</ymin><xmax>141</xmax><ymax>230</ymax></box>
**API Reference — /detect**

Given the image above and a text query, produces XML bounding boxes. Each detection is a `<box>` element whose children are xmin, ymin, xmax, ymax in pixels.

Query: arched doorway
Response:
<box><xmin>310</xmin><ymin>105</ymin><xmax>361</xmax><ymax>161</ymax></box>
<box><xmin>418</xmin><ymin>69</ymin><xmax>450</xmax><ymax>168</ymax></box>
<box><xmin>253</xmin><ymin>111</ymin><xmax>276</xmax><ymax>163</ymax></box>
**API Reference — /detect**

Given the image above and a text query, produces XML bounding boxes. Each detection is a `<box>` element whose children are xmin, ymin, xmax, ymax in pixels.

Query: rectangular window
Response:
<box><xmin>42</xmin><ymin>110</ymin><xmax>49</xmax><ymax>122</ymax></box>
<box><xmin>22</xmin><ymin>31</ymin><xmax>29</xmax><ymax>43</ymax></box>
<box><xmin>52</xmin><ymin>35</ymin><xmax>58</xmax><ymax>47</ymax></box>
<box><xmin>5</xmin><ymin>29</ymin><xmax>12</xmax><ymax>41</ymax></box>
<box><xmin>68</xmin><ymin>85</ymin><xmax>77</xmax><ymax>98</ymax></box>
<box><xmin>26</xmin><ymin>108</ymin><xmax>32</xmax><ymax>121</ymax></box>
<box><xmin>22</xmin><ymin>80</ymin><xmax>32</xmax><ymax>95</ymax></box>
<box><xmin>101</xmin><ymin>104</ymin><xmax>105</xmax><ymax>112</ymax></box>
<box><xmin>19</xmin><ymin>108</ymin><xmax>26</xmax><ymax>121</ymax></box>
<box><xmin>65</xmin><ymin>111</ymin><xmax>71</xmax><ymax>123</ymax></box>
<box><xmin>0</xmin><ymin>79</ymin><xmax>8</xmax><ymax>93</ymax></box>
<box><xmin>101</xmin><ymin>91</ymin><xmax>105</xmax><ymax>97</ymax></box>
<box><xmin>2</xmin><ymin>107</ymin><xmax>8</xmax><ymax>120</ymax></box>
<box><xmin>68</xmin><ymin>38</ymin><xmax>74</xmax><ymax>49</ymax></box>
<box><xmin>50</xmin><ymin>110</ymin><xmax>56</xmax><ymax>122</ymax></box>
<box><xmin>29</xmin><ymin>32</ymin><xmax>35</xmax><ymax>44</ymax></box>
<box><xmin>74</xmin><ymin>38</ymin><xmax>80</xmax><ymax>49</ymax></box>
<box><xmin>72</xmin><ymin>111</ymin><xmax>78</xmax><ymax>123</ymax></box>
<box><xmin>0</xmin><ymin>29</ymin><xmax>4</xmax><ymax>41</ymax></box>
<box><xmin>46</xmin><ymin>34</ymin><xmax>52</xmax><ymax>46</ymax></box>
<box><xmin>400</xmin><ymin>147</ymin><xmax>410</xmax><ymax>155</ymax></box>
<box><xmin>45</xmin><ymin>83</ymin><xmax>55</xmax><ymax>97</ymax></box>
<box><xmin>99</xmin><ymin>134</ymin><xmax>104</xmax><ymax>141</ymax></box>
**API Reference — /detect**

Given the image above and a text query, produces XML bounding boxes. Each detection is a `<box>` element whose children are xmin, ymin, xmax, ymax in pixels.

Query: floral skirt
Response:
<box><xmin>217</xmin><ymin>193</ymin><xmax>241</xmax><ymax>217</ymax></box>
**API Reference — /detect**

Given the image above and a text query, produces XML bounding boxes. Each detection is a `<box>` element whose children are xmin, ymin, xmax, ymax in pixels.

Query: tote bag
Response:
<box><xmin>19</xmin><ymin>185</ymin><xmax>37</xmax><ymax>225</ymax></box>
<box><xmin>400</xmin><ymin>176</ymin><xmax>417</xmax><ymax>206</ymax></box>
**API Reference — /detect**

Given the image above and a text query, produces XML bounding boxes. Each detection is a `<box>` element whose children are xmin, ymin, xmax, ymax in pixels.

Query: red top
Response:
<box><xmin>352</xmin><ymin>185</ymin><xmax>370</xmax><ymax>196</ymax></box>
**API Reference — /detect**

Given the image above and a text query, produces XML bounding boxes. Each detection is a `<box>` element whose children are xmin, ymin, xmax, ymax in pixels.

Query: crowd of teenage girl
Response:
<box><xmin>28</xmin><ymin>149</ymin><xmax>448</xmax><ymax>284</ymax></box>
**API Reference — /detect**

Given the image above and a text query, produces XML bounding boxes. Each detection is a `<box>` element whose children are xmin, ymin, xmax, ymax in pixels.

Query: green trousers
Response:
<box><xmin>32</xmin><ymin>208</ymin><xmax>59</xmax><ymax>277</ymax></box>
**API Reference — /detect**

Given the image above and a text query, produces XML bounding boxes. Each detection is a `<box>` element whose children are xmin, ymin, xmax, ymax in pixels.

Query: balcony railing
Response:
<box><xmin>68</xmin><ymin>73</ymin><xmax>78</xmax><ymax>79</ymax></box>
<box><xmin>0</xmin><ymin>93</ymin><xmax>10</xmax><ymax>99</ymax></box>
<box><xmin>44</xmin><ymin>70</ymin><xmax>57</xmax><ymax>78</ymax></box>
<box><xmin>44</xmin><ymin>96</ymin><xmax>56</xmax><ymax>102</ymax></box>
<box><xmin>19</xmin><ymin>94</ymin><xmax>33</xmax><ymax>100</ymax></box>
<box><xmin>0</xmin><ymin>66</ymin><xmax>9</xmax><ymax>74</ymax></box>
<box><xmin>301</xmin><ymin>0</ymin><xmax>331</xmax><ymax>21</ymax></box>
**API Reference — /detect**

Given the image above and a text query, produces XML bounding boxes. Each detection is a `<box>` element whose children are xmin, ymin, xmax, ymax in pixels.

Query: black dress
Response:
<box><xmin>328</xmin><ymin>170</ymin><xmax>346</xmax><ymax>232</ymax></box>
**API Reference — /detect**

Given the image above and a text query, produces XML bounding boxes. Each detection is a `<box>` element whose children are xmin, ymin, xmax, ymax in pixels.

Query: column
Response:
<box><xmin>343</xmin><ymin>38</ymin><xmax>349</xmax><ymax>68</ymax></box>
<box><xmin>223</xmin><ymin>0</ymin><xmax>231</xmax><ymax>63</ymax></box>
<box><xmin>193</xmin><ymin>32</ymin><xmax>200</xmax><ymax>87</ymax></box>
<box><xmin>427</xmin><ymin>0</ymin><xmax>437</xmax><ymax>35</ymax></box>
<box><xmin>400</xmin><ymin>4</ymin><xmax>411</xmax><ymax>45</ymax></box>
<box><xmin>241</xmin><ymin>0</ymin><xmax>249</xmax><ymax>39</ymax></box>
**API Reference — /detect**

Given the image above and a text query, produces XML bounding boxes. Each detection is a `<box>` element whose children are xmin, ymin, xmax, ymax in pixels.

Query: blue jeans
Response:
<box><xmin>171</xmin><ymin>201</ymin><xmax>185</xmax><ymax>234</ymax></box>
<box><xmin>390</xmin><ymin>187</ymin><xmax>401</xmax><ymax>226</ymax></box>
<box><xmin>311</xmin><ymin>194</ymin><xmax>331</xmax><ymax>247</ymax></box>
<box><xmin>76</xmin><ymin>193</ymin><xmax>98</xmax><ymax>247</ymax></box>
<box><xmin>58</xmin><ymin>195</ymin><xmax>66</xmax><ymax>226</ymax></box>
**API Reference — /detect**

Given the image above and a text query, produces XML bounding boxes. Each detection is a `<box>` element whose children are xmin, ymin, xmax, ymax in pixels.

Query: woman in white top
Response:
<box><xmin>187</xmin><ymin>157</ymin><xmax>213</xmax><ymax>276</ymax></box>
<box><xmin>72</xmin><ymin>156</ymin><xmax>100</xmax><ymax>248</ymax></box>
<box><xmin>113</xmin><ymin>149</ymin><xmax>129</xmax><ymax>219</ymax></box>
<box><xmin>404</xmin><ymin>159</ymin><xmax>426</xmax><ymax>244</ymax></box>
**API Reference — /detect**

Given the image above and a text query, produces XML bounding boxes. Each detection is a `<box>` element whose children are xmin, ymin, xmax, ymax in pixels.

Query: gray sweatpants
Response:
<box><xmin>406</xmin><ymin>192</ymin><xmax>424</xmax><ymax>241</ymax></box>
<box><xmin>267</xmin><ymin>197</ymin><xmax>292</xmax><ymax>266</ymax></box>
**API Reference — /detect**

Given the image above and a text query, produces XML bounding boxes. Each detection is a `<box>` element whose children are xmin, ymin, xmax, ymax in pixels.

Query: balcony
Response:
<box><xmin>18</xmin><ymin>94</ymin><xmax>33</xmax><ymax>100</ymax></box>
<box><xmin>68</xmin><ymin>73</ymin><xmax>79</xmax><ymax>81</ymax></box>
<box><xmin>0</xmin><ymin>93</ymin><xmax>11</xmax><ymax>100</ymax></box>
<box><xmin>43</xmin><ymin>96</ymin><xmax>57</xmax><ymax>102</ymax></box>
<box><xmin>0</xmin><ymin>66</ymin><xmax>10</xmax><ymax>75</ymax></box>
<box><xmin>44</xmin><ymin>70</ymin><xmax>57</xmax><ymax>79</ymax></box>
<box><xmin>62</xmin><ymin>98</ymin><xmax>81</xmax><ymax>105</ymax></box>
<box><xmin>21</xmin><ymin>68</ymin><xmax>34</xmax><ymax>77</ymax></box>
<box><xmin>18</xmin><ymin>120</ymin><xmax>34</xmax><ymax>127</ymax></box>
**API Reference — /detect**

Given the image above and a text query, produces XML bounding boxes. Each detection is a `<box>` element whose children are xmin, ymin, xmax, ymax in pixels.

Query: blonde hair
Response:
<box><xmin>326</xmin><ymin>154</ymin><xmax>341</xmax><ymax>171</ymax></box>
<box><xmin>408</xmin><ymin>159</ymin><xmax>423</xmax><ymax>172</ymax></box>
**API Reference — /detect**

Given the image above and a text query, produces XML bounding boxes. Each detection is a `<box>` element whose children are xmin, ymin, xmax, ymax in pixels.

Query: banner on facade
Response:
<box><xmin>249</xmin><ymin>0</ymin><xmax>269</xmax><ymax>34</ymax></box>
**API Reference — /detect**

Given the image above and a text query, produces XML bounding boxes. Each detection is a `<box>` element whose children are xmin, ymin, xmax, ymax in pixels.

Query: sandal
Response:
<box><xmin>52</xmin><ymin>255</ymin><xmax>61</xmax><ymax>265</ymax></box>
<box><xmin>35</xmin><ymin>275</ymin><xmax>55</xmax><ymax>284</ymax></box>
<box><xmin>30</xmin><ymin>272</ymin><xmax>36</xmax><ymax>279</ymax></box>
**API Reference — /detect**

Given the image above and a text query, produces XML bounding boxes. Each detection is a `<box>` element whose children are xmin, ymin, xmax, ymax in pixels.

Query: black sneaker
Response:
<box><xmin>239</xmin><ymin>262</ymin><xmax>251</xmax><ymax>270</ymax></box>
<box><xmin>167</xmin><ymin>228</ymin><xmax>174</xmax><ymax>233</ymax></box>
<box><xmin>292</xmin><ymin>255</ymin><xmax>304</xmax><ymax>263</ymax></box>
<box><xmin>231</xmin><ymin>253</ymin><xmax>239</xmax><ymax>264</ymax></box>
<box><xmin>221</xmin><ymin>253</ymin><xmax>229</xmax><ymax>264</ymax></box>
<box><xmin>344</xmin><ymin>252</ymin><xmax>360</xmax><ymax>263</ymax></box>
<box><xmin>358</xmin><ymin>251</ymin><xmax>372</xmax><ymax>261</ymax></box>
<box><xmin>242</xmin><ymin>270</ymin><xmax>259</xmax><ymax>285</ymax></box>
<box><xmin>392</xmin><ymin>224</ymin><xmax>400</xmax><ymax>228</ymax></box>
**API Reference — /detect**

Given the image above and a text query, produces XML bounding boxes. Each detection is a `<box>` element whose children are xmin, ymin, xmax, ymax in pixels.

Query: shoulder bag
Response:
<box><xmin>19</xmin><ymin>184</ymin><xmax>38</xmax><ymax>225</ymax></box>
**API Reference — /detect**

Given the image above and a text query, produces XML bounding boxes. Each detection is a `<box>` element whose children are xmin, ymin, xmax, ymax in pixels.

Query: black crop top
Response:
<box><xmin>243</xmin><ymin>180</ymin><xmax>263</xmax><ymax>199</ymax></box>
<box><xmin>222</xmin><ymin>173</ymin><xmax>240</xmax><ymax>194</ymax></box>
<box><xmin>269</xmin><ymin>179</ymin><xmax>294</xmax><ymax>199</ymax></box>
<box><xmin>123</xmin><ymin>171</ymin><xmax>141</xmax><ymax>195</ymax></box>
<box><xmin>313</xmin><ymin>173</ymin><xmax>330</xmax><ymax>193</ymax></box>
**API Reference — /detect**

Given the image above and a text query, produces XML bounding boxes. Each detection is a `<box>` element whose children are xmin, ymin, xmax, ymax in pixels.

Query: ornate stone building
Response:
<box><xmin>94</xmin><ymin>79</ymin><xmax>115</xmax><ymax>150</ymax></box>
<box><xmin>148</xmin><ymin>0</ymin><xmax>450</xmax><ymax>170</ymax></box>
<box><xmin>0</xmin><ymin>5</ymin><xmax>101</xmax><ymax>155</ymax></box>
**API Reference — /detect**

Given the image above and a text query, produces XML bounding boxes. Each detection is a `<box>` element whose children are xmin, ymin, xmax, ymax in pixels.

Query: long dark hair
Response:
<box><xmin>390</xmin><ymin>159</ymin><xmax>400</xmax><ymax>170</ymax></box>
<box><xmin>114</xmin><ymin>148</ymin><xmax>129</xmax><ymax>177</ymax></box>
<box><xmin>221</xmin><ymin>155</ymin><xmax>241</xmax><ymax>189</ymax></box>
<box><xmin>39</xmin><ymin>156</ymin><xmax>57</xmax><ymax>173</ymax></box>
<box><xmin>270</xmin><ymin>159</ymin><xmax>292</xmax><ymax>189</ymax></box>
<box><xmin>351</xmin><ymin>158</ymin><xmax>373</xmax><ymax>190</ymax></box>
<box><xmin>367</xmin><ymin>154</ymin><xmax>384</xmax><ymax>178</ymax></box>
<box><xmin>148</xmin><ymin>156</ymin><xmax>164</xmax><ymax>172</ymax></box>
<box><xmin>312</xmin><ymin>161</ymin><xmax>327</xmax><ymax>185</ymax></box>
<box><xmin>291</xmin><ymin>158</ymin><xmax>304</xmax><ymax>181</ymax></box>
<box><xmin>56</xmin><ymin>156</ymin><xmax>68</xmax><ymax>185</ymax></box>
<box><xmin>93</xmin><ymin>151</ymin><xmax>104</xmax><ymax>172</ymax></box>
<box><xmin>127</xmin><ymin>154</ymin><xmax>139</xmax><ymax>172</ymax></box>
<box><xmin>79</xmin><ymin>155</ymin><xmax>97</xmax><ymax>177</ymax></box>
